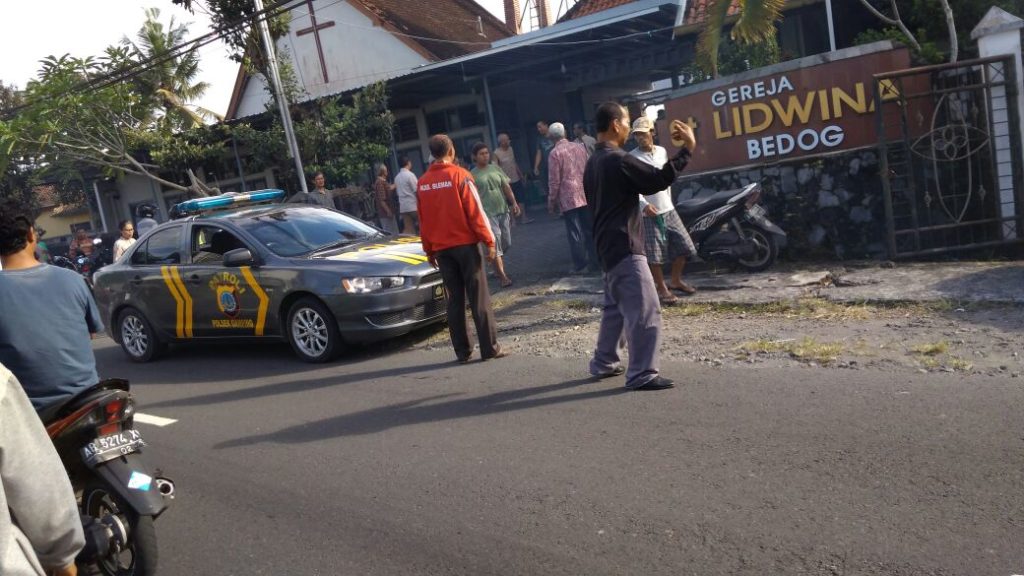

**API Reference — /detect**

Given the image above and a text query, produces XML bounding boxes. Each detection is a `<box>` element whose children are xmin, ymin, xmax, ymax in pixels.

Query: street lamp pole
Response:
<box><xmin>253</xmin><ymin>0</ymin><xmax>309</xmax><ymax>193</ymax></box>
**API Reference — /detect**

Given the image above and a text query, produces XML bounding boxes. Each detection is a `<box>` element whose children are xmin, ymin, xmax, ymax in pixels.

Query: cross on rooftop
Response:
<box><xmin>296</xmin><ymin>0</ymin><xmax>335</xmax><ymax>83</ymax></box>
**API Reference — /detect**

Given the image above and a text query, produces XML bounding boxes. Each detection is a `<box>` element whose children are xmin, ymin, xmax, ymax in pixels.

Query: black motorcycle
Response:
<box><xmin>675</xmin><ymin>182</ymin><xmax>786</xmax><ymax>272</ymax></box>
<box><xmin>52</xmin><ymin>237</ymin><xmax>111</xmax><ymax>289</ymax></box>
<box><xmin>41</xmin><ymin>379</ymin><xmax>174</xmax><ymax>576</ymax></box>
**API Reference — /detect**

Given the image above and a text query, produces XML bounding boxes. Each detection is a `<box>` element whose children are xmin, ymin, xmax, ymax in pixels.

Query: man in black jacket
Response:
<box><xmin>584</xmin><ymin>103</ymin><xmax>697</xmax><ymax>391</ymax></box>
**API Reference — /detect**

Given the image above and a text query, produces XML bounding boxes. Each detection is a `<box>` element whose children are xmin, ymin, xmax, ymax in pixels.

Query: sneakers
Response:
<box><xmin>629</xmin><ymin>376</ymin><xmax>675</xmax><ymax>391</ymax></box>
<box><xmin>592</xmin><ymin>366</ymin><xmax>626</xmax><ymax>379</ymax></box>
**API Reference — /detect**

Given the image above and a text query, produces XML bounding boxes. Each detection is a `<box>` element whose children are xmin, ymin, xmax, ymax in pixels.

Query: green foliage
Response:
<box><xmin>123</xmin><ymin>7</ymin><xmax>219</xmax><ymax>131</ymax></box>
<box><xmin>685</xmin><ymin>33</ymin><xmax>781</xmax><ymax>84</ymax></box>
<box><xmin>294</xmin><ymin>82</ymin><xmax>394</xmax><ymax>187</ymax></box>
<box><xmin>696</xmin><ymin>0</ymin><xmax>785</xmax><ymax>77</ymax></box>
<box><xmin>855</xmin><ymin>0</ymin><xmax>1024</xmax><ymax>61</ymax></box>
<box><xmin>854</xmin><ymin>27</ymin><xmax>943</xmax><ymax>64</ymax></box>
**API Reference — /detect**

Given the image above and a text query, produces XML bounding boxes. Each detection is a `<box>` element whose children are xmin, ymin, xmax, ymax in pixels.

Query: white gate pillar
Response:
<box><xmin>972</xmin><ymin>7</ymin><xmax>1024</xmax><ymax>239</ymax></box>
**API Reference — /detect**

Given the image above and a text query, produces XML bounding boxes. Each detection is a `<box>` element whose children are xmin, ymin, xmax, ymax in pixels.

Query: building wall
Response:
<box><xmin>107</xmin><ymin>171</ymin><xmax>276</xmax><ymax>229</ymax></box>
<box><xmin>234</xmin><ymin>0</ymin><xmax>431</xmax><ymax>119</ymax></box>
<box><xmin>674</xmin><ymin>147</ymin><xmax>888</xmax><ymax>260</ymax></box>
<box><xmin>34</xmin><ymin>210</ymin><xmax>92</xmax><ymax>241</ymax></box>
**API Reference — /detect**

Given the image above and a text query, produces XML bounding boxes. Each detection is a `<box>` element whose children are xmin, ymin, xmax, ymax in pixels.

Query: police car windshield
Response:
<box><xmin>235</xmin><ymin>207</ymin><xmax>380</xmax><ymax>257</ymax></box>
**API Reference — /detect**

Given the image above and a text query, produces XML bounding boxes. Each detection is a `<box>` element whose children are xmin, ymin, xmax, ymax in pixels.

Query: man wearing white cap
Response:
<box><xmin>630</xmin><ymin>116</ymin><xmax>698</xmax><ymax>305</ymax></box>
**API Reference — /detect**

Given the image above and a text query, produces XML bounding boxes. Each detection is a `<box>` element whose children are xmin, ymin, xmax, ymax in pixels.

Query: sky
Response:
<box><xmin>0</xmin><ymin>0</ymin><xmax>507</xmax><ymax>118</ymax></box>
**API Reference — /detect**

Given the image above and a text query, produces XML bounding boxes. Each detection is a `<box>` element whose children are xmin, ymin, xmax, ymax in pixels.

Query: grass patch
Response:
<box><xmin>737</xmin><ymin>337</ymin><xmax>844</xmax><ymax>364</ymax></box>
<box><xmin>948</xmin><ymin>357</ymin><xmax>974</xmax><ymax>371</ymax></box>
<box><xmin>664</xmin><ymin>298</ymin><xmax>874</xmax><ymax>320</ymax></box>
<box><xmin>491</xmin><ymin>294</ymin><xmax>521</xmax><ymax>311</ymax></box>
<box><xmin>911</xmin><ymin>341</ymin><xmax>949</xmax><ymax>356</ymax></box>
<box><xmin>549</xmin><ymin>298</ymin><xmax>594</xmax><ymax>312</ymax></box>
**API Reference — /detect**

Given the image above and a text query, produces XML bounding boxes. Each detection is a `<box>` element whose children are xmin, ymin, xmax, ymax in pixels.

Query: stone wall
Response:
<box><xmin>673</xmin><ymin>148</ymin><xmax>889</xmax><ymax>260</ymax></box>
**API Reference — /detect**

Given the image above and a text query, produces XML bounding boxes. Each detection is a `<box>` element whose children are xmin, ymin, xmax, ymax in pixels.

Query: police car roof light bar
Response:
<box><xmin>171</xmin><ymin>190</ymin><xmax>286</xmax><ymax>219</ymax></box>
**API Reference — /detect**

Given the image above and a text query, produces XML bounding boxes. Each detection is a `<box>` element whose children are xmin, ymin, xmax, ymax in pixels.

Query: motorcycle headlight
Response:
<box><xmin>341</xmin><ymin>276</ymin><xmax>406</xmax><ymax>294</ymax></box>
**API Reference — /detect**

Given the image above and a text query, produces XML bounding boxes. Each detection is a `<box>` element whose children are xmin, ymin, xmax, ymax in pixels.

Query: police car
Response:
<box><xmin>92</xmin><ymin>190</ymin><xmax>446</xmax><ymax>363</ymax></box>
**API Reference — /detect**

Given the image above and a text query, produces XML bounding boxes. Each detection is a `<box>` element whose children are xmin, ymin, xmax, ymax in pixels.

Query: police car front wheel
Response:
<box><xmin>118</xmin><ymin>308</ymin><xmax>165</xmax><ymax>363</ymax></box>
<box><xmin>286</xmin><ymin>297</ymin><xmax>341</xmax><ymax>363</ymax></box>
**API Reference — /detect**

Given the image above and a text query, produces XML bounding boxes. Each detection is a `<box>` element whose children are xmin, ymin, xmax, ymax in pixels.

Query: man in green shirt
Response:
<box><xmin>471</xmin><ymin>141</ymin><xmax>520</xmax><ymax>287</ymax></box>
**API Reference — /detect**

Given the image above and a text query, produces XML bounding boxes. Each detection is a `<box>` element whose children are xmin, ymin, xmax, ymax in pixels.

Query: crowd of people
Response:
<box><xmin>0</xmin><ymin>100</ymin><xmax>697</xmax><ymax>574</ymax></box>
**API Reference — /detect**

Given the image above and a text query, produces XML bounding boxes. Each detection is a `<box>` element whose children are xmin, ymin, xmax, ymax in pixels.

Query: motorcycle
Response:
<box><xmin>41</xmin><ymin>379</ymin><xmax>174</xmax><ymax>576</ymax></box>
<box><xmin>52</xmin><ymin>237</ymin><xmax>110</xmax><ymax>289</ymax></box>
<box><xmin>675</xmin><ymin>182</ymin><xmax>786</xmax><ymax>272</ymax></box>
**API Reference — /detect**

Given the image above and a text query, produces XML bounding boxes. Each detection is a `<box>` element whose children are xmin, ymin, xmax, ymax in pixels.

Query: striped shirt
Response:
<box><xmin>547</xmin><ymin>139</ymin><xmax>589</xmax><ymax>212</ymax></box>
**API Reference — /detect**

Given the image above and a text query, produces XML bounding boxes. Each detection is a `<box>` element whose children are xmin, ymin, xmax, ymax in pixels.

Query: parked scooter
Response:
<box><xmin>52</xmin><ymin>237</ymin><xmax>110</xmax><ymax>288</ymax></box>
<box><xmin>675</xmin><ymin>182</ymin><xmax>786</xmax><ymax>272</ymax></box>
<box><xmin>41</xmin><ymin>379</ymin><xmax>174</xmax><ymax>576</ymax></box>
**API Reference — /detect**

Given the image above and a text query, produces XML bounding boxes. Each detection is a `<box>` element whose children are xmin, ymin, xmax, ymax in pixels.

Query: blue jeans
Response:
<box><xmin>563</xmin><ymin>206</ymin><xmax>597</xmax><ymax>271</ymax></box>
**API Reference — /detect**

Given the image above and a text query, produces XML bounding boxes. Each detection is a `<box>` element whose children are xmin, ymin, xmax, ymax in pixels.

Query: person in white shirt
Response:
<box><xmin>113</xmin><ymin>220</ymin><xmax>136</xmax><ymax>261</ymax></box>
<box><xmin>394</xmin><ymin>156</ymin><xmax>419</xmax><ymax>234</ymax></box>
<box><xmin>630</xmin><ymin>117</ymin><xmax>698</xmax><ymax>305</ymax></box>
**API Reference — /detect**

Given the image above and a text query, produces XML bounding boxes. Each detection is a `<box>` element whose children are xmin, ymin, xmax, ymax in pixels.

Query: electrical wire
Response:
<box><xmin>3</xmin><ymin>0</ymin><xmax>677</xmax><ymax>119</ymax></box>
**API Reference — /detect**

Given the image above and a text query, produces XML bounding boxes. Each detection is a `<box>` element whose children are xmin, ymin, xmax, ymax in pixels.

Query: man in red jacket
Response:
<box><xmin>418</xmin><ymin>134</ymin><xmax>508</xmax><ymax>364</ymax></box>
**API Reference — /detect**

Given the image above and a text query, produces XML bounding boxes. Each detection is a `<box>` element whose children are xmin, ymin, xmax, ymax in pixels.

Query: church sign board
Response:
<box><xmin>655</xmin><ymin>47</ymin><xmax>916</xmax><ymax>175</ymax></box>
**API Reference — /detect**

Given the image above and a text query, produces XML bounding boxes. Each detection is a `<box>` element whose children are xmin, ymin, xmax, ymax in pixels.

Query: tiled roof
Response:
<box><xmin>560</xmin><ymin>0</ymin><xmax>740</xmax><ymax>25</ymax></box>
<box><xmin>33</xmin><ymin>184</ymin><xmax>58</xmax><ymax>208</ymax></box>
<box><xmin>353</xmin><ymin>0</ymin><xmax>511</xmax><ymax>60</ymax></box>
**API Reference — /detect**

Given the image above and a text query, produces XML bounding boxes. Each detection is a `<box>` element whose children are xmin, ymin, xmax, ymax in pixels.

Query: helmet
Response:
<box><xmin>136</xmin><ymin>203</ymin><xmax>157</xmax><ymax>219</ymax></box>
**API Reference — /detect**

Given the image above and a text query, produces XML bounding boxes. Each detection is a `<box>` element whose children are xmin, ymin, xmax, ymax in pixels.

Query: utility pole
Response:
<box><xmin>253</xmin><ymin>0</ymin><xmax>308</xmax><ymax>193</ymax></box>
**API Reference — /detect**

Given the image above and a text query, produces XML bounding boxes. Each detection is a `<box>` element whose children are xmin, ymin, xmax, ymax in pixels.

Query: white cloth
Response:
<box><xmin>0</xmin><ymin>364</ymin><xmax>85</xmax><ymax>575</ymax></box>
<box><xmin>629</xmin><ymin>146</ymin><xmax>674</xmax><ymax>214</ymax></box>
<box><xmin>114</xmin><ymin>237</ymin><xmax>136</xmax><ymax>261</ymax></box>
<box><xmin>395</xmin><ymin>168</ymin><xmax>419</xmax><ymax>214</ymax></box>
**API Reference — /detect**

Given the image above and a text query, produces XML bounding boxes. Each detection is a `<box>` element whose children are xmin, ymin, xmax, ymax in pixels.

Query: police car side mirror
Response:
<box><xmin>223</xmin><ymin>248</ymin><xmax>255</xmax><ymax>267</ymax></box>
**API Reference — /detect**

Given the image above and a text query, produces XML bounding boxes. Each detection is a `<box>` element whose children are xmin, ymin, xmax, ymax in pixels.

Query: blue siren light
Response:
<box><xmin>172</xmin><ymin>190</ymin><xmax>285</xmax><ymax>218</ymax></box>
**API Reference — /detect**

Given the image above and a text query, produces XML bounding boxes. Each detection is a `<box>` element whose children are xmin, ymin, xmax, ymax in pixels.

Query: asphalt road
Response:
<box><xmin>93</xmin><ymin>336</ymin><xmax>1024</xmax><ymax>576</ymax></box>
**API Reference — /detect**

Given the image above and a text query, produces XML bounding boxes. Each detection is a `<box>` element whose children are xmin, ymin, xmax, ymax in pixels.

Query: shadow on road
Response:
<box><xmin>214</xmin><ymin>377</ymin><xmax>625</xmax><ymax>447</ymax></box>
<box><xmin>95</xmin><ymin>323</ymin><xmax>450</xmax><ymax>385</ymax></box>
<box><xmin>144</xmin><ymin>359</ymin><xmax>455</xmax><ymax>408</ymax></box>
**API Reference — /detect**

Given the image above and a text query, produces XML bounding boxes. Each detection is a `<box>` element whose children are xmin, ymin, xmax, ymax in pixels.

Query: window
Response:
<box><xmin>130</xmin><ymin>226</ymin><xmax>182</xmax><ymax>265</ymax></box>
<box><xmin>190</xmin><ymin>225</ymin><xmax>247</xmax><ymax>265</ymax></box>
<box><xmin>394</xmin><ymin>117</ymin><xmax>419</xmax><ymax>143</ymax></box>
<box><xmin>234</xmin><ymin>206</ymin><xmax>381</xmax><ymax>257</ymax></box>
<box><xmin>425</xmin><ymin>104</ymin><xmax>484</xmax><ymax>134</ymax></box>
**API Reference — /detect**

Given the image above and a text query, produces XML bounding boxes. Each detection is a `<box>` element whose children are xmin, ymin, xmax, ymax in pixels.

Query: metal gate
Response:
<box><xmin>874</xmin><ymin>56</ymin><xmax>1023</xmax><ymax>258</ymax></box>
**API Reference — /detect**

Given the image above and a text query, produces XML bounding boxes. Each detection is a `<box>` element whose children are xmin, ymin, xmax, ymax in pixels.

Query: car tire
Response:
<box><xmin>286</xmin><ymin>297</ymin><xmax>341</xmax><ymax>363</ymax></box>
<box><xmin>117</xmin><ymin>307</ymin><xmax>165</xmax><ymax>363</ymax></box>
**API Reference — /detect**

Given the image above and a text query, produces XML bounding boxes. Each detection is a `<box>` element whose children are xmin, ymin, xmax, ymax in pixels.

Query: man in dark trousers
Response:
<box><xmin>417</xmin><ymin>134</ymin><xmax>508</xmax><ymax>364</ymax></box>
<box><xmin>584</xmin><ymin>103</ymin><xmax>697</xmax><ymax>391</ymax></box>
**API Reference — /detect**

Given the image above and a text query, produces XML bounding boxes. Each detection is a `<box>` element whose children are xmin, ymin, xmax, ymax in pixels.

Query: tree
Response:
<box><xmin>854</xmin><ymin>0</ymin><xmax>1023</xmax><ymax>64</ymax></box>
<box><xmin>3</xmin><ymin>52</ymin><xmax>219</xmax><ymax>199</ymax></box>
<box><xmin>124</xmin><ymin>7</ymin><xmax>222</xmax><ymax>131</ymax></box>
<box><xmin>696</xmin><ymin>0</ymin><xmax>785</xmax><ymax>77</ymax></box>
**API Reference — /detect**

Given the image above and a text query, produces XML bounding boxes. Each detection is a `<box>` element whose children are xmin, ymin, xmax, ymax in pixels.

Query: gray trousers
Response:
<box><xmin>589</xmin><ymin>255</ymin><xmax>662</xmax><ymax>388</ymax></box>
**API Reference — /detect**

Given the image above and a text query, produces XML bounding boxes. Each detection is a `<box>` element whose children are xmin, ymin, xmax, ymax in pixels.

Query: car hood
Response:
<box><xmin>311</xmin><ymin>236</ymin><xmax>435</xmax><ymax>275</ymax></box>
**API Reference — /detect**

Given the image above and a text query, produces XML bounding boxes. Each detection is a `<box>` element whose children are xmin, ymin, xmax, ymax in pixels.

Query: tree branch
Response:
<box><xmin>855</xmin><ymin>0</ymin><xmax>923</xmax><ymax>53</ymax></box>
<box><xmin>937</xmin><ymin>0</ymin><xmax>958</xmax><ymax>62</ymax></box>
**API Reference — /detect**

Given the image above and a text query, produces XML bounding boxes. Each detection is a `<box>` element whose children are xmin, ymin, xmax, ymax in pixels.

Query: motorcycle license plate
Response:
<box><xmin>747</xmin><ymin>204</ymin><xmax>767</xmax><ymax>219</ymax></box>
<box><xmin>82</xmin><ymin>429</ymin><xmax>146</xmax><ymax>466</ymax></box>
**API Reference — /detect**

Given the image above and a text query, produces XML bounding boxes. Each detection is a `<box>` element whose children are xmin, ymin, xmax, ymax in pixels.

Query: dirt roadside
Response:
<box><xmin>406</xmin><ymin>261</ymin><xmax>1024</xmax><ymax>378</ymax></box>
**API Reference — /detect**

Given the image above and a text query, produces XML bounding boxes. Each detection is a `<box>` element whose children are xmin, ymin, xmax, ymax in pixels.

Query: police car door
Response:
<box><xmin>127</xmin><ymin>224</ymin><xmax>188</xmax><ymax>340</ymax></box>
<box><xmin>185</xmin><ymin>223</ymin><xmax>264</xmax><ymax>337</ymax></box>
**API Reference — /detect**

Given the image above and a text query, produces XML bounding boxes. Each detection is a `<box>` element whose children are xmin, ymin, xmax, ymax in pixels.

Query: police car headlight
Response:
<box><xmin>341</xmin><ymin>276</ymin><xmax>406</xmax><ymax>293</ymax></box>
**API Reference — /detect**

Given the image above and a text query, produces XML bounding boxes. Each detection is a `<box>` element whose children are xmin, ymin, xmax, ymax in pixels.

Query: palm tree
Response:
<box><xmin>696</xmin><ymin>0</ymin><xmax>785</xmax><ymax>78</ymax></box>
<box><xmin>124</xmin><ymin>7</ymin><xmax>222</xmax><ymax>131</ymax></box>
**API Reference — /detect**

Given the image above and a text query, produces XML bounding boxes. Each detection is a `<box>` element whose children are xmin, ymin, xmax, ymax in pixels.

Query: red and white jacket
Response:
<box><xmin>416</xmin><ymin>162</ymin><xmax>495</xmax><ymax>258</ymax></box>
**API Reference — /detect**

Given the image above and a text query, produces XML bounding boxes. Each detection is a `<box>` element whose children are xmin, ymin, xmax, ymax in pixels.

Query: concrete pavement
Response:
<box><xmin>506</xmin><ymin>207</ymin><xmax>1024</xmax><ymax>304</ymax></box>
<box><xmin>97</xmin><ymin>336</ymin><xmax>1024</xmax><ymax>576</ymax></box>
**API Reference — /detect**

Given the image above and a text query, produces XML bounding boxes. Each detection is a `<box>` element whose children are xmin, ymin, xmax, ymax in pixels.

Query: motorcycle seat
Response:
<box><xmin>675</xmin><ymin>190</ymin><xmax>738</xmax><ymax>217</ymax></box>
<box><xmin>38</xmin><ymin>379</ymin><xmax>131</xmax><ymax>426</ymax></box>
